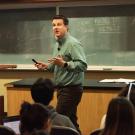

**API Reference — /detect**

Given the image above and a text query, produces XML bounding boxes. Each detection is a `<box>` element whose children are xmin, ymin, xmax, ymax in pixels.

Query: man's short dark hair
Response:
<box><xmin>52</xmin><ymin>15</ymin><xmax>69</xmax><ymax>25</ymax></box>
<box><xmin>31</xmin><ymin>78</ymin><xmax>55</xmax><ymax>105</ymax></box>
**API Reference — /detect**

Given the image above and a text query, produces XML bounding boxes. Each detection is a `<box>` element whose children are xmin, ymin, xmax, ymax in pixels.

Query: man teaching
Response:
<box><xmin>35</xmin><ymin>15</ymin><xmax>87</xmax><ymax>133</ymax></box>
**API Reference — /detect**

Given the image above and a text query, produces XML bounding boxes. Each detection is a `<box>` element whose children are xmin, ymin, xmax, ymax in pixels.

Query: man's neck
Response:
<box><xmin>56</xmin><ymin>33</ymin><xmax>68</xmax><ymax>43</ymax></box>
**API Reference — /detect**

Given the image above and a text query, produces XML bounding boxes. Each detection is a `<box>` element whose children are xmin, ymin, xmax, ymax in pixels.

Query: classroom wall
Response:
<box><xmin>0</xmin><ymin>79</ymin><xmax>19</xmax><ymax>112</ymax></box>
<box><xmin>0</xmin><ymin>0</ymin><xmax>135</xmax><ymax>113</ymax></box>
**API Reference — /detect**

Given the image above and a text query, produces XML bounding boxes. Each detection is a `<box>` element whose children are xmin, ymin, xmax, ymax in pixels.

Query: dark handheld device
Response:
<box><xmin>32</xmin><ymin>59</ymin><xmax>38</xmax><ymax>64</ymax></box>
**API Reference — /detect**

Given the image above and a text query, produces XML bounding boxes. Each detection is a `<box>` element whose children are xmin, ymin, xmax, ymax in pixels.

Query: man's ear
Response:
<box><xmin>65</xmin><ymin>25</ymin><xmax>69</xmax><ymax>31</ymax></box>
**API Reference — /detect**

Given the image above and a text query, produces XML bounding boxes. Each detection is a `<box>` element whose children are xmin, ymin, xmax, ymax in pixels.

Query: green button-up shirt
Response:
<box><xmin>47</xmin><ymin>33</ymin><xmax>87</xmax><ymax>86</ymax></box>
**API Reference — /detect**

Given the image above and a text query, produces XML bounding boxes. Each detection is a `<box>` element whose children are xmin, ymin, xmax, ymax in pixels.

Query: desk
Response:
<box><xmin>6</xmin><ymin>78</ymin><xmax>126</xmax><ymax>135</ymax></box>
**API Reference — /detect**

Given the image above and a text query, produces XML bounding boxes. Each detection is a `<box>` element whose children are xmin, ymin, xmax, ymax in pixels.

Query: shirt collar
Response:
<box><xmin>56</xmin><ymin>33</ymin><xmax>69</xmax><ymax>45</ymax></box>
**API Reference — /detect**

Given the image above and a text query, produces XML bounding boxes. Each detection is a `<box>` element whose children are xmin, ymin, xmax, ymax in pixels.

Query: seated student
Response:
<box><xmin>19</xmin><ymin>102</ymin><xmax>52</xmax><ymax>135</ymax></box>
<box><xmin>0</xmin><ymin>125</ymin><xmax>16</xmax><ymax>135</ymax></box>
<box><xmin>100</xmin><ymin>82</ymin><xmax>135</xmax><ymax>129</ymax></box>
<box><xmin>30</xmin><ymin>78</ymin><xmax>76</xmax><ymax>130</ymax></box>
<box><xmin>99</xmin><ymin>97</ymin><xmax>135</xmax><ymax>135</ymax></box>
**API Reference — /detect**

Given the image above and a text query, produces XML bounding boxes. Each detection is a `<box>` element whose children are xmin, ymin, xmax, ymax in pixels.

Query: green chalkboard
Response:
<box><xmin>0</xmin><ymin>7</ymin><xmax>135</xmax><ymax>66</ymax></box>
<box><xmin>0</xmin><ymin>8</ymin><xmax>55</xmax><ymax>64</ymax></box>
<box><xmin>69</xmin><ymin>17</ymin><xmax>135</xmax><ymax>66</ymax></box>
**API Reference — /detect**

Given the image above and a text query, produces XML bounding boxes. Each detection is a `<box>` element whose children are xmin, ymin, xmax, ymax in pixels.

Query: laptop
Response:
<box><xmin>2</xmin><ymin>115</ymin><xmax>20</xmax><ymax>134</ymax></box>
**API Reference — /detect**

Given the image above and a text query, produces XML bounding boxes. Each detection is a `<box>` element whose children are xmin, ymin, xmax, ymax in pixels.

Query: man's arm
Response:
<box><xmin>66</xmin><ymin>43</ymin><xmax>87</xmax><ymax>72</ymax></box>
<box><xmin>47</xmin><ymin>44</ymin><xmax>87</xmax><ymax>72</ymax></box>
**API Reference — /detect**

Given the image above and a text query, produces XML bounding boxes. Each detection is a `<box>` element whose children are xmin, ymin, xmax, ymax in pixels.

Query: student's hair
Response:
<box><xmin>0</xmin><ymin>125</ymin><xmax>16</xmax><ymax>135</ymax></box>
<box><xmin>101</xmin><ymin>97</ymin><xmax>135</xmax><ymax>135</ymax></box>
<box><xmin>20</xmin><ymin>102</ymin><xmax>51</xmax><ymax>134</ymax></box>
<box><xmin>52</xmin><ymin>15</ymin><xmax>69</xmax><ymax>25</ymax></box>
<box><xmin>31</xmin><ymin>78</ymin><xmax>55</xmax><ymax>105</ymax></box>
<box><xmin>119</xmin><ymin>82</ymin><xmax>135</xmax><ymax>107</ymax></box>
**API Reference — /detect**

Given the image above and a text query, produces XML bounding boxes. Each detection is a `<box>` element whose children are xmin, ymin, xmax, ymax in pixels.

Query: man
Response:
<box><xmin>31</xmin><ymin>77</ymin><xmax>76</xmax><ymax>130</ymax></box>
<box><xmin>35</xmin><ymin>15</ymin><xmax>87</xmax><ymax>133</ymax></box>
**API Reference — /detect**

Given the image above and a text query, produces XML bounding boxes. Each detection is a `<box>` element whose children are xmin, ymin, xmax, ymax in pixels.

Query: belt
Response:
<box><xmin>56</xmin><ymin>84</ymin><xmax>82</xmax><ymax>89</ymax></box>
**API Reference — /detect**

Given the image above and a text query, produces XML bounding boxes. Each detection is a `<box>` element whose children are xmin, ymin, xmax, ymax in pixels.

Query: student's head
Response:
<box><xmin>0</xmin><ymin>125</ymin><xmax>16</xmax><ymax>135</ymax></box>
<box><xmin>119</xmin><ymin>83</ymin><xmax>135</xmax><ymax>107</ymax></box>
<box><xmin>31</xmin><ymin>78</ymin><xmax>55</xmax><ymax>105</ymax></box>
<box><xmin>20</xmin><ymin>102</ymin><xmax>51</xmax><ymax>135</ymax></box>
<box><xmin>103</xmin><ymin>97</ymin><xmax>135</xmax><ymax>135</ymax></box>
<box><xmin>52</xmin><ymin>15</ymin><xmax>69</xmax><ymax>39</ymax></box>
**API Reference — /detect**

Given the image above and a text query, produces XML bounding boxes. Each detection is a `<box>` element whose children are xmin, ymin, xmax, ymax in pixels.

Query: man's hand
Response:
<box><xmin>48</xmin><ymin>55</ymin><xmax>65</xmax><ymax>67</ymax></box>
<box><xmin>35</xmin><ymin>62</ymin><xmax>48</xmax><ymax>70</ymax></box>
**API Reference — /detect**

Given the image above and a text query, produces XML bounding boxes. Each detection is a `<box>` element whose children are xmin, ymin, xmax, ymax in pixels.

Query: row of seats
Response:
<box><xmin>0</xmin><ymin>125</ymin><xmax>80</xmax><ymax>135</ymax></box>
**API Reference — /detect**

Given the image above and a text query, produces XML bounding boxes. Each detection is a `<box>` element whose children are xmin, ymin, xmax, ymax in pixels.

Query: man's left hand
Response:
<box><xmin>48</xmin><ymin>55</ymin><xmax>65</xmax><ymax>67</ymax></box>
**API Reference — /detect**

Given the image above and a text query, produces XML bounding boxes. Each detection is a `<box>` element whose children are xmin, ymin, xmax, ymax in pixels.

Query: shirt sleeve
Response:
<box><xmin>47</xmin><ymin>63</ymin><xmax>55</xmax><ymax>72</ymax></box>
<box><xmin>67</xmin><ymin>42</ymin><xmax>87</xmax><ymax>72</ymax></box>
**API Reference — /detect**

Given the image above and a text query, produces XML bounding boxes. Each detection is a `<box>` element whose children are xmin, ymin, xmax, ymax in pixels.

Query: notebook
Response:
<box><xmin>2</xmin><ymin>116</ymin><xmax>20</xmax><ymax>134</ymax></box>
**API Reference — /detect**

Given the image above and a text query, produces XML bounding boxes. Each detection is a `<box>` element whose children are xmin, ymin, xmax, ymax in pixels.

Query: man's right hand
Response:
<box><xmin>35</xmin><ymin>62</ymin><xmax>48</xmax><ymax>70</ymax></box>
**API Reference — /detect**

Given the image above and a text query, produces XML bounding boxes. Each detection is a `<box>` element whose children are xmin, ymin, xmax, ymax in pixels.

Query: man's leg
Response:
<box><xmin>56</xmin><ymin>86</ymin><xmax>83</xmax><ymax>133</ymax></box>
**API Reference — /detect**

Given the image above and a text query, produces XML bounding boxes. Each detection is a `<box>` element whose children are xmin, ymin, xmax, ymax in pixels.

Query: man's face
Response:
<box><xmin>52</xmin><ymin>19</ymin><xmax>68</xmax><ymax>39</ymax></box>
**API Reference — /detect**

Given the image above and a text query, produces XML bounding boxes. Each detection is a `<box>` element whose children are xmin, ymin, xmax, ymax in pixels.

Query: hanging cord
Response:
<box><xmin>127</xmin><ymin>82</ymin><xmax>135</xmax><ymax>100</ymax></box>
